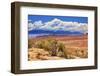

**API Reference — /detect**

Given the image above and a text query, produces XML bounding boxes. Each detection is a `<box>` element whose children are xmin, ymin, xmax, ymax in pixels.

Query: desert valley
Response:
<box><xmin>28</xmin><ymin>35</ymin><xmax>88</xmax><ymax>61</ymax></box>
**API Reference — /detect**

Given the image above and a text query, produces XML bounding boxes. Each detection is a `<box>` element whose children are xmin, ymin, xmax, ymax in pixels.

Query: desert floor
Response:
<box><xmin>28</xmin><ymin>35</ymin><xmax>88</xmax><ymax>61</ymax></box>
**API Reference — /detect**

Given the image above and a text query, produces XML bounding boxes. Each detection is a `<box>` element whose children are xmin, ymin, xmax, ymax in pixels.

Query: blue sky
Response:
<box><xmin>28</xmin><ymin>15</ymin><xmax>88</xmax><ymax>23</ymax></box>
<box><xmin>28</xmin><ymin>15</ymin><xmax>88</xmax><ymax>36</ymax></box>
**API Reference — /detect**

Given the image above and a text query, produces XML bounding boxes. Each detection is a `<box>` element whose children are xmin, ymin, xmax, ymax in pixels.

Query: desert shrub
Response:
<box><xmin>33</xmin><ymin>38</ymin><xmax>66</xmax><ymax>57</ymax></box>
<box><xmin>34</xmin><ymin>40</ymin><xmax>44</xmax><ymax>48</ymax></box>
<box><xmin>75</xmin><ymin>49</ymin><xmax>88</xmax><ymax>58</ymax></box>
<box><xmin>57</xmin><ymin>42</ymin><xmax>66</xmax><ymax>57</ymax></box>
<box><xmin>28</xmin><ymin>39</ymin><xmax>35</xmax><ymax>48</ymax></box>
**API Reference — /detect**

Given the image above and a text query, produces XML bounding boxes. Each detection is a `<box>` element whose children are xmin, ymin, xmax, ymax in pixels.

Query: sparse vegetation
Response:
<box><xmin>28</xmin><ymin>35</ymin><xmax>88</xmax><ymax>61</ymax></box>
<box><xmin>30</xmin><ymin>38</ymin><xmax>66</xmax><ymax>57</ymax></box>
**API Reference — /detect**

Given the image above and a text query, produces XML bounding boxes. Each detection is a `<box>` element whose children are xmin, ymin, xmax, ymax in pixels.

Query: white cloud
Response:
<box><xmin>28</xmin><ymin>23</ymin><xmax>34</xmax><ymax>31</ymax></box>
<box><xmin>28</xmin><ymin>20</ymin><xmax>43</xmax><ymax>31</ymax></box>
<box><xmin>28</xmin><ymin>18</ymin><xmax>88</xmax><ymax>34</ymax></box>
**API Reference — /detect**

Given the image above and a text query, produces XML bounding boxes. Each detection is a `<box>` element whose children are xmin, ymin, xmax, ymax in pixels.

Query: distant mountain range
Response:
<box><xmin>28</xmin><ymin>29</ymin><xmax>84</xmax><ymax>36</ymax></box>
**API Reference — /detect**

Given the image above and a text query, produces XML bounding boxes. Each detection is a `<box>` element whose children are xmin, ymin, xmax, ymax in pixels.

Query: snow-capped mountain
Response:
<box><xmin>28</xmin><ymin>18</ymin><xmax>88</xmax><ymax>35</ymax></box>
